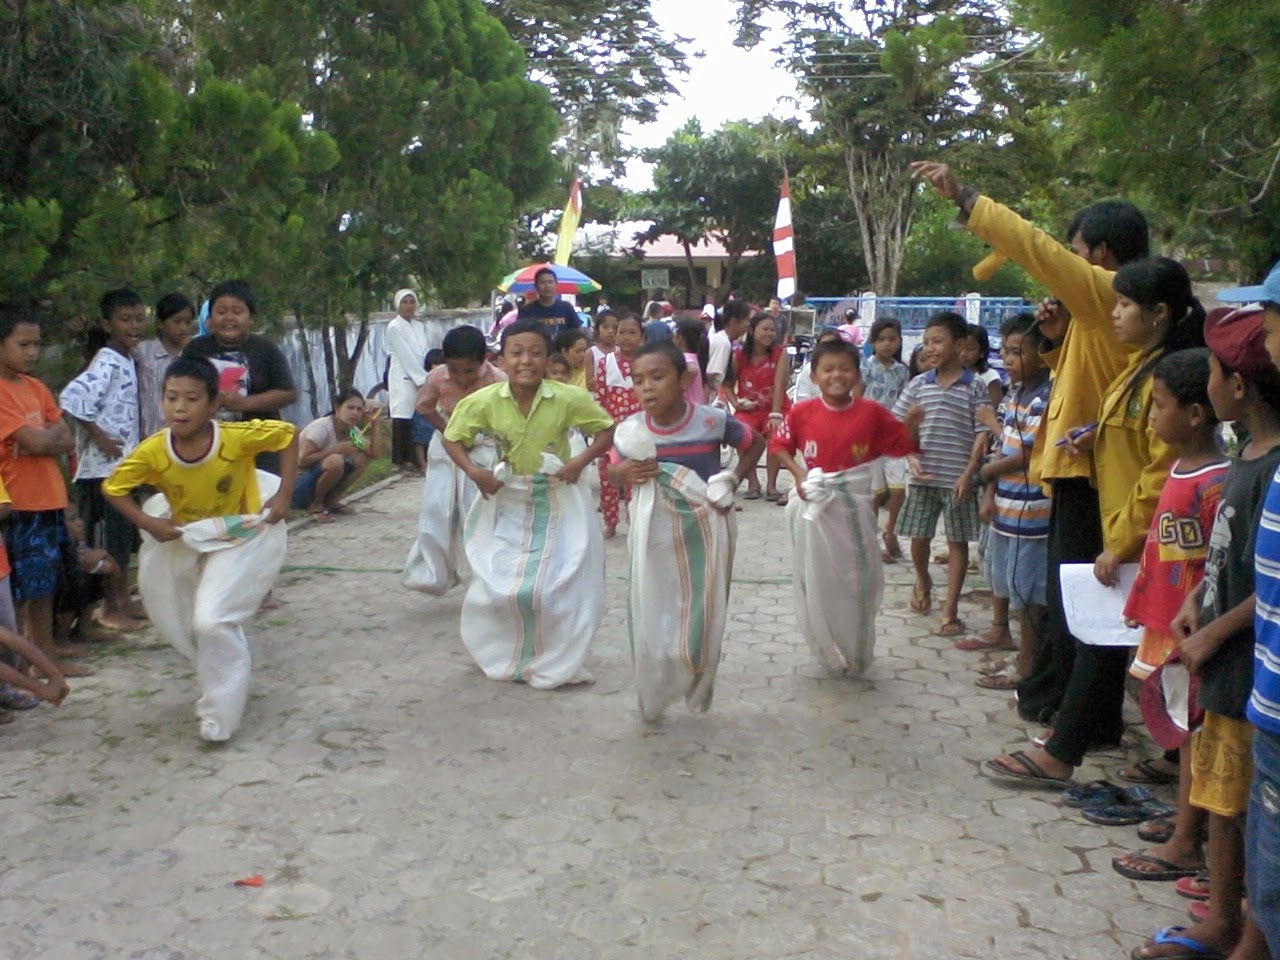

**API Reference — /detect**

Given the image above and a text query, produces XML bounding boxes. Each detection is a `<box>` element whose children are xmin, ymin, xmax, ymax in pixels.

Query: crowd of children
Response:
<box><xmin>12</xmin><ymin>212</ymin><xmax>1280</xmax><ymax>957</ymax></box>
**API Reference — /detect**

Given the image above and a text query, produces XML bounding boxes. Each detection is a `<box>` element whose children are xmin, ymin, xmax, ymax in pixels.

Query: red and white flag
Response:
<box><xmin>773</xmin><ymin>176</ymin><xmax>796</xmax><ymax>301</ymax></box>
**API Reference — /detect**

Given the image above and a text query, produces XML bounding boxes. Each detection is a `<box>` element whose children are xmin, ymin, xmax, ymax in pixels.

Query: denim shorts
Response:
<box><xmin>1248</xmin><ymin>727</ymin><xmax>1280</xmax><ymax>955</ymax></box>
<box><xmin>983</xmin><ymin>528</ymin><xmax>1047</xmax><ymax>610</ymax></box>
<box><xmin>290</xmin><ymin>457</ymin><xmax>357</xmax><ymax>509</ymax></box>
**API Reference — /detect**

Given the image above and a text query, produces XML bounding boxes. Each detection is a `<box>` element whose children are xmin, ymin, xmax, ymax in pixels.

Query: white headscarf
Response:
<box><xmin>394</xmin><ymin>289</ymin><xmax>418</xmax><ymax>312</ymax></box>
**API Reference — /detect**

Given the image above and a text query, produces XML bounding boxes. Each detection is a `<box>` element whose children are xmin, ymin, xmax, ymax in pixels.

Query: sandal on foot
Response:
<box><xmin>743</xmin><ymin>490</ymin><xmax>762</xmax><ymax>501</ymax></box>
<box><xmin>1129</xmin><ymin>926</ymin><xmax>1225</xmax><ymax>960</ymax></box>
<box><xmin>936</xmin><ymin>617</ymin><xmax>966</xmax><ymax>638</ymax></box>
<box><xmin>327</xmin><ymin>503</ymin><xmax>356</xmax><ymax>516</ymax></box>
<box><xmin>982</xmin><ymin>750</ymin><xmax>1071</xmax><ymax>787</ymax></box>
<box><xmin>909</xmin><ymin>580</ymin><xmax>933</xmax><ymax>615</ymax></box>
<box><xmin>765</xmin><ymin>490</ymin><xmax>781</xmax><ymax>503</ymax></box>
<box><xmin>1112</xmin><ymin>850</ymin><xmax>1204</xmax><ymax>882</ymax></box>
<box><xmin>976</xmin><ymin>657</ymin><xmax>1010</xmax><ymax>676</ymax></box>
<box><xmin>1117</xmin><ymin>758</ymin><xmax>1178</xmax><ymax>786</ymax></box>
<box><xmin>1137</xmin><ymin>814</ymin><xmax>1176</xmax><ymax>844</ymax></box>
<box><xmin>1187</xmin><ymin>902</ymin><xmax>1210</xmax><ymax>924</ymax></box>
<box><xmin>1175</xmin><ymin>870</ymin><xmax>1211</xmax><ymax>902</ymax></box>
<box><xmin>0</xmin><ymin>683</ymin><xmax>41</xmax><ymax>710</ymax></box>
<box><xmin>310</xmin><ymin>508</ymin><xmax>335</xmax><ymax>524</ymax></box>
<box><xmin>953</xmin><ymin>632</ymin><xmax>1016</xmax><ymax>652</ymax></box>
<box><xmin>976</xmin><ymin>670</ymin><xmax>1020</xmax><ymax>690</ymax></box>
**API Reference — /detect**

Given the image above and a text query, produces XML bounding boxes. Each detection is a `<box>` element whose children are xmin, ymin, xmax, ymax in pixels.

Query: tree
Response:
<box><xmin>631</xmin><ymin>120</ymin><xmax>785</xmax><ymax>303</ymax></box>
<box><xmin>189</xmin><ymin>0</ymin><xmax>560</xmax><ymax>401</ymax></box>
<box><xmin>485</xmin><ymin>0</ymin><xmax>690</xmax><ymax>174</ymax></box>
<box><xmin>1011</xmin><ymin>0</ymin><xmax>1280</xmax><ymax>272</ymax></box>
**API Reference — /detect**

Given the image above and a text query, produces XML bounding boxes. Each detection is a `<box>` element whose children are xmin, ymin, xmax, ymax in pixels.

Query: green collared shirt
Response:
<box><xmin>444</xmin><ymin>379</ymin><xmax>613</xmax><ymax>475</ymax></box>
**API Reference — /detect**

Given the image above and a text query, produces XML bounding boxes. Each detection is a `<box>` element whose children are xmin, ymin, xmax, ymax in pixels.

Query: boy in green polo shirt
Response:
<box><xmin>442</xmin><ymin>320</ymin><xmax>616</xmax><ymax>689</ymax></box>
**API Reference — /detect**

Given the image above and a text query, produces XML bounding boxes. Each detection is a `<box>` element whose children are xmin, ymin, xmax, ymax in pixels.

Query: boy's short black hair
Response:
<box><xmin>163</xmin><ymin>356</ymin><xmax>219</xmax><ymax>400</ymax></box>
<box><xmin>809</xmin><ymin>339</ymin><xmax>862</xmax><ymax>372</ymax></box>
<box><xmin>99</xmin><ymin>288</ymin><xmax>144</xmax><ymax>320</ymax></box>
<box><xmin>1152</xmin><ymin>348</ymin><xmax>1216</xmax><ymax>420</ymax></box>
<box><xmin>208</xmin><ymin>279</ymin><xmax>258</xmax><ymax>316</ymax></box>
<box><xmin>500</xmin><ymin>319</ymin><xmax>551</xmax><ymax>353</ymax></box>
<box><xmin>0</xmin><ymin>303</ymin><xmax>40</xmax><ymax>342</ymax></box>
<box><xmin>442</xmin><ymin>324</ymin><xmax>487</xmax><ymax>362</ymax></box>
<box><xmin>924</xmin><ymin>310</ymin><xmax>968</xmax><ymax>342</ymax></box>
<box><xmin>1066</xmin><ymin>200</ymin><xmax>1150</xmax><ymax>266</ymax></box>
<box><xmin>547</xmin><ymin>353</ymin><xmax>570</xmax><ymax>370</ymax></box>
<box><xmin>156</xmin><ymin>292</ymin><xmax>194</xmax><ymax>323</ymax></box>
<box><xmin>554</xmin><ymin>328</ymin><xmax>589</xmax><ymax>354</ymax></box>
<box><xmin>634</xmin><ymin>340</ymin><xmax>687</xmax><ymax>373</ymax></box>
<box><xmin>716</xmin><ymin>299</ymin><xmax>751</xmax><ymax>331</ymax></box>
<box><xmin>1000</xmin><ymin>312</ymin><xmax>1046</xmax><ymax>351</ymax></box>
<box><xmin>424</xmin><ymin>348</ymin><xmax>445</xmax><ymax>371</ymax></box>
<box><xmin>533</xmin><ymin>266</ymin><xmax>557</xmax><ymax>285</ymax></box>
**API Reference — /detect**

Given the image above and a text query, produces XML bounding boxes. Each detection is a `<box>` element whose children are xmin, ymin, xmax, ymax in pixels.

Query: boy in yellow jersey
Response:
<box><xmin>103</xmin><ymin>358</ymin><xmax>298</xmax><ymax>742</ymax></box>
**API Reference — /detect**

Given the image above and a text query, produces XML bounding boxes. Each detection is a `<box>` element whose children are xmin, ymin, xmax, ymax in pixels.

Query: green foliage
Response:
<box><xmin>1013</xmin><ymin>0</ymin><xmax>1280</xmax><ymax>271</ymax></box>
<box><xmin>631</xmin><ymin>119</ymin><xmax>788</xmax><ymax>301</ymax></box>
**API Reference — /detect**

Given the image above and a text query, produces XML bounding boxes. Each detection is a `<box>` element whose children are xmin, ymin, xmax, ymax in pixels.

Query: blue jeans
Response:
<box><xmin>1248</xmin><ymin>727</ymin><xmax>1280</xmax><ymax>954</ymax></box>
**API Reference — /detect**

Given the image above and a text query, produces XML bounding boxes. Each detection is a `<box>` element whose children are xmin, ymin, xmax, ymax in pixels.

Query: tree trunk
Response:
<box><xmin>722</xmin><ymin>251</ymin><xmax>743</xmax><ymax>296</ymax></box>
<box><xmin>292</xmin><ymin>304</ymin><xmax>322</xmax><ymax>421</ymax></box>
<box><xmin>682</xmin><ymin>240</ymin><xmax>702</xmax><ymax>306</ymax></box>
<box><xmin>320</xmin><ymin>319</ymin><xmax>338</xmax><ymax>408</ymax></box>
<box><xmin>843</xmin><ymin>146</ymin><xmax>916</xmax><ymax>295</ymax></box>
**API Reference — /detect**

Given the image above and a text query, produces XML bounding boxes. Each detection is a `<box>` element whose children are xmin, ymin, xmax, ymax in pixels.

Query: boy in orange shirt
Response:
<box><xmin>0</xmin><ymin>306</ymin><xmax>86</xmax><ymax>678</ymax></box>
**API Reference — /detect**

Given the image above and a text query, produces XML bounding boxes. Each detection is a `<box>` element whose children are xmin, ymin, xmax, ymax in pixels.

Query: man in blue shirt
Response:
<box><xmin>517</xmin><ymin>267</ymin><xmax>582</xmax><ymax>336</ymax></box>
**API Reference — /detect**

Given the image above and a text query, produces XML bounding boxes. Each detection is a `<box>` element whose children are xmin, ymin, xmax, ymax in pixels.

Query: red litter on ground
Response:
<box><xmin>234</xmin><ymin>875</ymin><xmax>265</xmax><ymax>888</ymax></box>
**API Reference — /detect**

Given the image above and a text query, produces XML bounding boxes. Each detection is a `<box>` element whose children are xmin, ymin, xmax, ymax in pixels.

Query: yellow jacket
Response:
<box><xmin>1092</xmin><ymin>351</ymin><xmax>1173</xmax><ymax>560</ymax></box>
<box><xmin>966</xmin><ymin>197</ymin><xmax>1135</xmax><ymax>482</ymax></box>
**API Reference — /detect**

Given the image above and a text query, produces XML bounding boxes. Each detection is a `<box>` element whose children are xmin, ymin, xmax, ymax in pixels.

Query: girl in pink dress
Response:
<box><xmin>595</xmin><ymin>314</ymin><xmax>644</xmax><ymax>537</ymax></box>
<box><xmin>727</xmin><ymin>312</ymin><xmax>791</xmax><ymax>502</ymax></box>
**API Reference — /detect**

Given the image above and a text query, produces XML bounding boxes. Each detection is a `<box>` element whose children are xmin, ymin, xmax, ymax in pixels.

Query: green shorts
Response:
<box><xmin>895</xmin><ymin>483</ymin><xmax>980</xmax><ymax>543</ymax></box>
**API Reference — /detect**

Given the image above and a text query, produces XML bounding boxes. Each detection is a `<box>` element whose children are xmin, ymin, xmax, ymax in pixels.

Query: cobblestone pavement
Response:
<box><xmin>3</xmin><ymin>476</ymin><xmax>1189</xmax><ymax>959</ymax></box>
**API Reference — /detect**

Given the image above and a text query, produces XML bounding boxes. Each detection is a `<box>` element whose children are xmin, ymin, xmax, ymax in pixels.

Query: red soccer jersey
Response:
<box><xmin>771</xmin><ymin>396</ymin><xmax>915</xmax><ymax>472</ymax></box>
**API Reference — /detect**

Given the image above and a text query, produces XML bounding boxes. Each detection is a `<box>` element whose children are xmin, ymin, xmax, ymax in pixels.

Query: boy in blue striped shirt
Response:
<box><xmin>891</xmin><ymin>311</ymin><xmax>993</xmax><ymax>637</ymax></box>
<box><xmin>1220</xmin><ymin>261</ymin><xmax>1280</xmax><ymax>958</ymax></box>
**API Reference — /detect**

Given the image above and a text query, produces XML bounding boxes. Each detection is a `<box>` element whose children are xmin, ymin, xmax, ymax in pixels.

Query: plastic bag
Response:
<box><xmin>460</xmin><ymin>453</ymin><xmax>605</xmax><ymax>688</ymax></box>
<box><xmin>617</xmin><ymin>419</ymin><xmax>738</xmax><ymax>721</ymax></box>
<box><xmin>138</xmin><ymin>470</ymin><xmax>287</xmax><ymax>740</ymax></box>
<box><xmin>402</xmin><ymin>434</ymin><xmax>495</xmax><ymax>595</ymax></box>
<box><xmin>785</xmin><ymin>466</ymin><xmax>882</xmax><ymax>675</ymax></box>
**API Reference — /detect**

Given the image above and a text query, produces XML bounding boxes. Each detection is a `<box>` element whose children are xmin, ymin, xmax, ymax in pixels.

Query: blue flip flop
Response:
<box><xmin>1084</xmin><ymin>797</ymin><xmax>1174</xmax><ymax>826</ymax></box>
<box><xmin>1062</xmin><ymin>780</ymin><xmax>1127</xmax><ymax>809</ymax></box>
<box><xmin>1129</xmin><ymin>926</ymin><xmax>1225</xmax><ymax>960</ymax></box>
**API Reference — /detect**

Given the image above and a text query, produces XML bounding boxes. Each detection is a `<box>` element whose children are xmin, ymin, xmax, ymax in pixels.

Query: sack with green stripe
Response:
<box><xmin>460</xmin><ymin>453</ymin><xmax>605</xmax><ymax>688</ymax></box>
<box><xmin>619</xmin><ymin>421</ymin><xmax>738</xmax><ymax>722</ymax></box>
<box><xmin>786</xmin><ymin>465</ymin><xmax>883</xmax><ymax>675</ymax></box>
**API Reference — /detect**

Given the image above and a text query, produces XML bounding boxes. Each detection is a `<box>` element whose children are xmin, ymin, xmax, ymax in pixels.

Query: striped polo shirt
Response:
<box><xmin>892</xmin><ymin>368</ymin><xmax>992</xmax><ymax>488</ymax></box>
<box><xmin>993</xmin><ymin>377</ymin><xmax>1051</xmax><ymax>538</ymax></box>
<box><xmin>1250</xmin><ymin>463</ymin><xmax>1280</xmax><ymax>735</ymax></box>
<box><xmin>615</xmin><ymin>403</ymin><xmax>751</xmax><ymax>483</ymax></box>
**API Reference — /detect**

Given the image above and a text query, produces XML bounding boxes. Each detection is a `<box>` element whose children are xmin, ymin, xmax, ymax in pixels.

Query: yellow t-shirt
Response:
<box><xmin>444</xmin><ymin>380</ymin><xmax>613</xmax><ymax>475</ymax></box>
<box><xmin>103</xmin><ymin>420</ymin><xmax>295</xmax><ymax>524</ymax></box>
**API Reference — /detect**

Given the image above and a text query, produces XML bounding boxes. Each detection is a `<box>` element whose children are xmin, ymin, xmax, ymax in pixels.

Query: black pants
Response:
<box><xmin>391</xmin><ymin>418</ymin><xmax>415</xmax><ymax>465</ymax></box>
<box><xmin>1015</xmin><ymin>477</ymin><xmax>1102</xmax><ymax>723</ymax></box>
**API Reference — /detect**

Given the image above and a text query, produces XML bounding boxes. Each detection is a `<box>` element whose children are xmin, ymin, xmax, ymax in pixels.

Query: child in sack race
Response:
<box><xmin>442</xmin><ymin>321</ymin><xmax>616</xmax><ymax>689</ymax></box>
<box><xmin>103</xmin><ymin>358</ymin><xmax>298</xmax><ymax>742</ymax></box>
<box><xmin>607</xmin><ymin>341</ymin><xmax>765</xmax><ymax>721</ymax></box>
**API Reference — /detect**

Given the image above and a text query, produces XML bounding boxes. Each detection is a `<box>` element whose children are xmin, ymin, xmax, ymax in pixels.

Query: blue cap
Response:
<box><xmin>1219</xmin><ymin>260</ymin><xmax>1280</xmax><ymax>304</ymax></box>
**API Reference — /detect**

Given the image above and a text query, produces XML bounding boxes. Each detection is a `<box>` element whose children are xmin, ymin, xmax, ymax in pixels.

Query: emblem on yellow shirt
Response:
<box><xmin>216</xmin><ymin>474</ymin><xmax>233</xmax><ymax>494</ymax></box>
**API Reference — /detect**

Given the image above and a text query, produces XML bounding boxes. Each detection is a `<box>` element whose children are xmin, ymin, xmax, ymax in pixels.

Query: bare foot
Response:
<box><xmin>55</xmin><ymin>660</ymin><xmax>95</xmax><ymax>678</ymax></box>
<box><xmin>94</xmin><ymin>611</ymin><xmax>147</xmax><ymax>632</ymax></box>
<box><xmin>603</xmin><ymin>526</ymin><xmax>617</xmax><ymax>540</ymax></box>
<box><xmin>77</xmin><ymin>619</ymin><xmax>123</xmax><ymax>644</ymax></box>
<box><xmin>52</xmin><ymin>644</ymin><xmax>93</xmax><ymax>659</ymax></box>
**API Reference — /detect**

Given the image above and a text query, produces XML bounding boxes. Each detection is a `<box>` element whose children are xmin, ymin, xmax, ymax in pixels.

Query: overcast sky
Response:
<box><xmin>620</xmin><ymin>0</ymin><xmax>798</xmax><ymax>189</ymax></box>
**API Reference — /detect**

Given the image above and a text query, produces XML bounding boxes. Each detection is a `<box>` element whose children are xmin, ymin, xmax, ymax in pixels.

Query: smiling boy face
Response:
<box><xmin>501</xmin><ymin>331</ymin><xmax>549</xmax><ymax>388</ymax></box>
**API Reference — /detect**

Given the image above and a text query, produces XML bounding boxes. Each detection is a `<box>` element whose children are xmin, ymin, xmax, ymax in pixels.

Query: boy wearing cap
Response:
<box><xmin>1226</xmin><ymin>261</ymin><xmax>1280</xmax><ymax>959</ymax></box>
<box><xmin>1133</xmin><ymin>295</ymin><xmax>1280</xmax><ymax>959</ymax></box>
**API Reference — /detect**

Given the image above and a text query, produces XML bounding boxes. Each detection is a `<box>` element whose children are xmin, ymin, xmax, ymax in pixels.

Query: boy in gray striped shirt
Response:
<box><xmin>892</xmin><ymin>311</ymin><xmax>994</xmax><ymax>637</ymax></box>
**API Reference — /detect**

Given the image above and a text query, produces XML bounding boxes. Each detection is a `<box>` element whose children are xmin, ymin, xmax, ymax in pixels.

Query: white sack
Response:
<box><xmin>460</xmin><ymin>454</ymin><xmax>605</xmax><ymax>689</ymax></box>
<box><xmin>402</xmin><ymin>434</ymin><xmax>495</xmax><ymax>595</ymax></box>
<box><xmin>139</xmin><ymin>469</ymin><xmax>287</xmax><ymax>740</ymax></box>
<box><xmin>785</xmin><ymin>466</ymin><xmax>882</xmax><ymax>675</ymax></box>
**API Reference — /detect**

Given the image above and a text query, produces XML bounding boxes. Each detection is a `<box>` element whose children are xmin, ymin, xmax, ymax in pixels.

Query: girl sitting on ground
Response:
<box><xmin>290</xmin><ymin>389</ymin><xmax>381</xmax><ymax>522</ymax></box>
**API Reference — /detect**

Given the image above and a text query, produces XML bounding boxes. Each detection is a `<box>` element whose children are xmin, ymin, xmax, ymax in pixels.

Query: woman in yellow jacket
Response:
<box><xmin>986</xmin><ymin>256</ymin><xmax>1206</xmax><ymax>785</ymax></box>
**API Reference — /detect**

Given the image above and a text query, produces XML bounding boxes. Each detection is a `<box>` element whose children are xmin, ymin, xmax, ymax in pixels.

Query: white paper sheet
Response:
<box><xmin>1059</xmin><ymin>563</ymin><xmax>1143</xmax><ymax>647</ymax></box>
